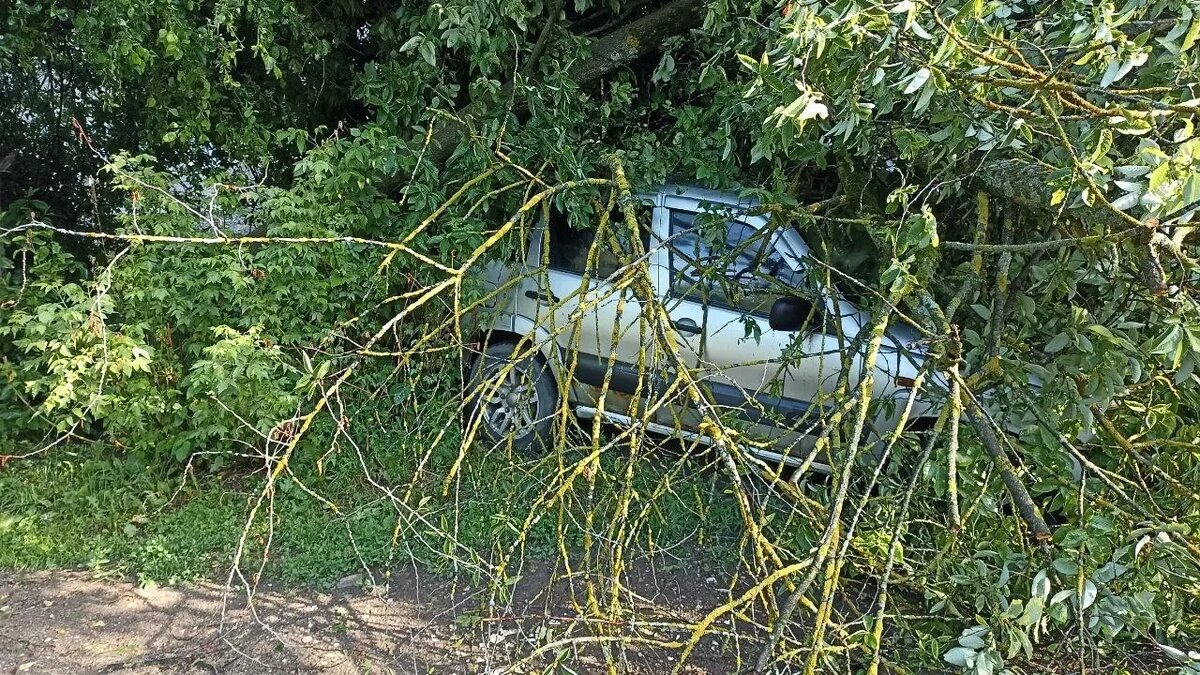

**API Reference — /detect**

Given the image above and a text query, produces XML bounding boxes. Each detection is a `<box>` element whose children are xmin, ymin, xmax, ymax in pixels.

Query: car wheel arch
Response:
<box><xmin>466</xmin><ymin>326</ymin><xmax>568</xmax><ymax>395</ymax></box>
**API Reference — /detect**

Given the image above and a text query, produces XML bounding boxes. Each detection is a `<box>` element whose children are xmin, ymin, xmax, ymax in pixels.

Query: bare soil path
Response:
<box><xmin>0</xmin><ymin>563</ymin><xmax>737</xmax><ymax>674</ymax></box>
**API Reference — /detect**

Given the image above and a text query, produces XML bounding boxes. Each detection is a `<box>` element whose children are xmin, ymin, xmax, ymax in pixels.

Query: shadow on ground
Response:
<box><xmin>0</xmin><ymin>559</ymin><xmax>740</xmax><ymax>674</ymax></box>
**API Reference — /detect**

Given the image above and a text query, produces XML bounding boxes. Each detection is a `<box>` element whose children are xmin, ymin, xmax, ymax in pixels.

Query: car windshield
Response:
<box><xmin>667</xmin><ymin>209</ymin><xmax>810</xmax><ymax>294</ymax></box>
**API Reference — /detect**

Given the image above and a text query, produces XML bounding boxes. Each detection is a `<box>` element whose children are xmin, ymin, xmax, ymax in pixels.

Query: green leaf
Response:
<box><xmin>1185</xmin><ymin>325</ymin><xmax>1200</xmax><ymax>356</ymax></box>
<box><xmin>418</xmin><ymin>41</ymin><xmax>436</xmax><ymax>67</ymax></box>
<box><xmin>1032</xmin><ymin>570</ymin><xmax>1051</xmax><ymax>599</ymax></box>
<box><xmin>1100</xmin><ymin>59</ymin><xmax>1122</xmax><ymax>88</ymax></box>
<box><xmin>975</xmin><ymin>652</ymin><xmax>996</xmax><ymax>675</ymax></box>
<box><xmin>1182</xmin><ymin>16</ymin><xmax>1200</xmax><ymax>51</ymax></box>
<box><xmin>1081</xmin><ymin>580</ymin><xmax>1098</xmax><ymax>610</ymax></box>
<box><xmin>1050</xmin><ymin>589</ymin><xmax>1075</xmax><ymax>605</ymax></box>
<box><xmin>651</xmin><ymin>53</ymin><xmax>676</xmax><ymax>83</ymax></box>
<box><xmin>1045</xmin><ymin>332</ymin><xmax>1071</xmax><ymax>353</ymax></box>
<box><xmin>1110</xmin><ymin>191</ymin><xmax>1141</xmax><ymax>211</ymax></box>
<box><xmin>903</xmin><ymin>67</ymin><xmax>931</xmax><ymax>95</ymax></box>
<box><xmin>1048</xmin><ymin>601</ymin><xmax>1069</xmax><ymax>623</ymax></box>
<box><xmin>958</xmin><ymin>626</ymin><xmax>988</xmax><ymax>650</ymax></box>
<box><xmin>944</xmin><ymin>647</ymin><xmax>976</xmax><ymax>667</ymax></box>
<box><xmin>1018</xmin><ymin>596</ymin><xmax>1044</xmax><ymax>627</ymax></box>
<box><xmin>1182</xmin><ymin>173</ymin><xmax>1200</xmax><ymax>209</ymax></box>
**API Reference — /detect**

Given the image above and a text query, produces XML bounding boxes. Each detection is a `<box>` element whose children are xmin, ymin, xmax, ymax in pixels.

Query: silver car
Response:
<box><xmin>464</xmin><ymin>185</ymin><xmax>940</xmax><ymax>471</ymax></box>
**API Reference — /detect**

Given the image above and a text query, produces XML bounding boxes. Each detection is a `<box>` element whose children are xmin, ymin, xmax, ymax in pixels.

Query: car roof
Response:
<box><xmin>651</xmin><ymin>184</ymin><xmax>811</xmax><ymax>258</ymax></box>
<box><xmin>652</xmin><ymin>184</ymin><xmax>759</xmax><ymax>210</ymax></box>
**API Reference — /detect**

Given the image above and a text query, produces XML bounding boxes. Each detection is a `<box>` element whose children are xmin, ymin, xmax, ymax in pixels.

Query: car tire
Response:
<box><xmin>465</xmin><ymin>341</ymin><xmax>558</xmax><ymax>456</ymax></box>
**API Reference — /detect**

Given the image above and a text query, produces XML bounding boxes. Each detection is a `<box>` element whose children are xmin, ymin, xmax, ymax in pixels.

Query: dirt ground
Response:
<box><xmin>0</xmin><ymin>562</ymin><xmax>743</xmax><ymax>674</ymax></box>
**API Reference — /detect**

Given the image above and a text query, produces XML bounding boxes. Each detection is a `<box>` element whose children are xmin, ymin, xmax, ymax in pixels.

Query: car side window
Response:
<box><xmin>547</xmin><ymin>201</ymin><xmax>653</xmax><ymax>277</ymax></box>
<box><xmin>668</xmin><ymin>208</ymin><xmax>810</xmax><ymax>316</ymax></box>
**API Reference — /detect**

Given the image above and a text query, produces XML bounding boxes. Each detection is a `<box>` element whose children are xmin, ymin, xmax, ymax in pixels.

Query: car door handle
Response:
<box><xmin>672</xmin><ymin>318</ymin><xmax>702</xmax><ymax>335</ymax></box>
<box><xmin>524</xmin><ymin>289</ymin><xmax>560</xmax><ymax>304</ymax></box>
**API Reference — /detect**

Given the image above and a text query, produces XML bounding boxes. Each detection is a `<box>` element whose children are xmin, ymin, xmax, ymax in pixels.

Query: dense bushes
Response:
<box><xmin>0</xmin><ymin>176</ymin><xmax>434</xmax><ymax>462</ymax></box>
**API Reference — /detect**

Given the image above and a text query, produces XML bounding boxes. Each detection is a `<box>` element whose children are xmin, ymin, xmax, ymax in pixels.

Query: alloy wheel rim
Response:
<box><xmin>481</xmin><ymin>363</ymin><xmax>539</xmax><ymax>438</ymax></box>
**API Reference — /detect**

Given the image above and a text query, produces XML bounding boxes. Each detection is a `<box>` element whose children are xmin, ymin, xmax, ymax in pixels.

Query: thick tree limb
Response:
<box><xmin>961</xmin><ymin>391</ymin><xmax>1053</xmax><ymax>541</ymax></box>
<box><xmin>566</xmin><ymin>0</ymin><xmax>704</xmax><ymax>83</ymax></box>
<box><xmin>972</xmin><ymin>159</ymin><xmax>1127</xmax><ymax>229</ymax></box>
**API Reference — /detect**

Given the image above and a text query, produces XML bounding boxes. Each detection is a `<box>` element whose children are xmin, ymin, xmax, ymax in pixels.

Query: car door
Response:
<box><xmin>657</xmin><ymin>194</ymin><xmax>842</xmax><ymax>454</ymax></box>
<box><xmin>525</xmin><ymin>197</ymin><xmax>664</xmax><ymax>413</ymax></box>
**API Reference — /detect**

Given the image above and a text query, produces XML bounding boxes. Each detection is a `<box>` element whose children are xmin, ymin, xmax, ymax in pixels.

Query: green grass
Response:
<box><xmin>0</xmin><ymin>455</ymin><xmax>241</xmax><ymax>583</ymax></box>
<box><xmin>0</xmin><ymin>437</ymin><xmax>744</xmax><ymax>587</ymax></box>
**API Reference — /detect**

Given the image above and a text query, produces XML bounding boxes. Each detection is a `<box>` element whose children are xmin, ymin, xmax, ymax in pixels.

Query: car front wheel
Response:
<box><xmin>465</xmin><ymin>341</ymin><xmax>558</xmax><ymax>456</ymax></box>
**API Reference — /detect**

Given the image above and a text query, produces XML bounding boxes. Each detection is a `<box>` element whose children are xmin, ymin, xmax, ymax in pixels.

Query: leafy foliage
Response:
<box><xmin>3</xmin><ymin>0</ymin><xmax>1200</xmax><ymax>673</ymax></box>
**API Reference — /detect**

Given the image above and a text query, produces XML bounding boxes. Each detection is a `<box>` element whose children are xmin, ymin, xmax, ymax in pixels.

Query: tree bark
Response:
<box><xmin>567</xmin><ymin>0</ymin><xmax>704</xmax><ymax>83</ymax></box>
<box><xmin>972</xmin><ymin>159</ymin><xmax>1125</xmax><ymax>229</ymax></box>
<box><xmin>962</xmin><ymin>398</ymin><xmax>1053</xmax><ymax>541</ymax></box>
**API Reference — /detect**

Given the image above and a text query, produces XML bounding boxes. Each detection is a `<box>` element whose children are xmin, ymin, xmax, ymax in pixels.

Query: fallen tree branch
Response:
<box><xmin>524</xmin><ymin>0</ymin><xmax>567</xmax><ymax>77</ymax></box>
<box><xmin>956</xmin><ymin>375</ymin><xmax>1053</xmax><ymax>542</ymax></box>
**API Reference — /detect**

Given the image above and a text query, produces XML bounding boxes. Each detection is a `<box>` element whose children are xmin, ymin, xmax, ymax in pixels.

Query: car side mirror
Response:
<box><xmin>769</xmin><ymin>296</ymin><xmax>818</xmax><ymax>332</ymax></box>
